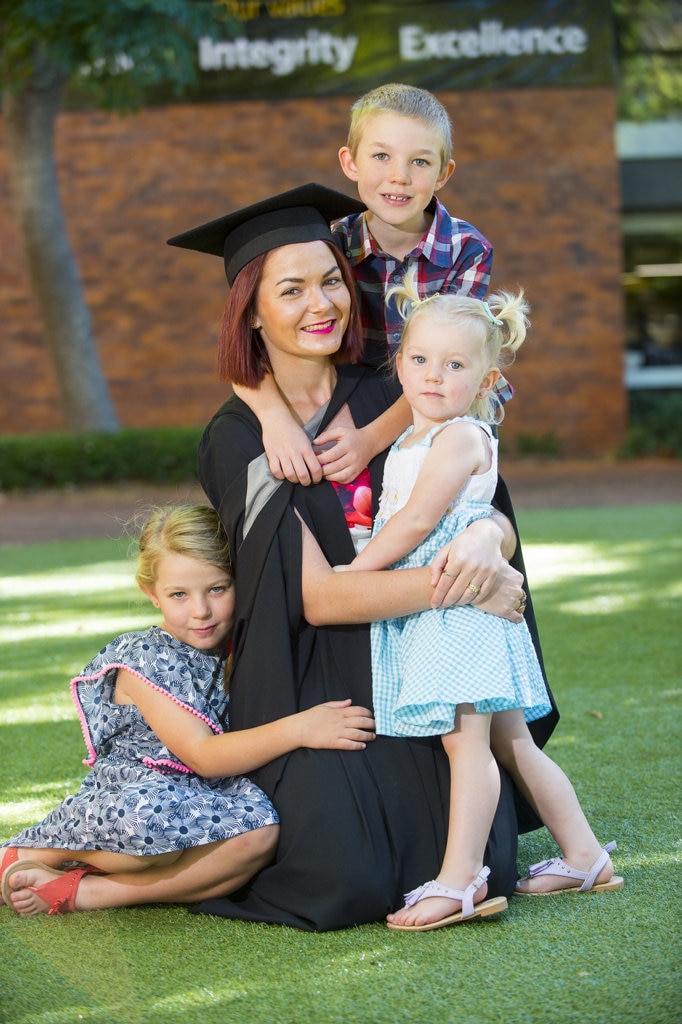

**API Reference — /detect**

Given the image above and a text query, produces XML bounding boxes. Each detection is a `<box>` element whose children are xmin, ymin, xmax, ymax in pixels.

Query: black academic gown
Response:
<box><xmin>195</xmin><ymin>364</ymin><xmax>558</xmax><ymax>931</ymax></box>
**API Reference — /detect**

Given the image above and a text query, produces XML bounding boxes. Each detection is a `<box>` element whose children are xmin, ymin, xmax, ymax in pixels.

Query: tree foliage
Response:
<box><xmin>0</xmin><ymin>0</ymin><xmax>226</xmax><ymax>110</ymax></box>
<box><xmin>0</xmin><ymin>0</ymin><xmax>229</xmax><ymax>431</ymax></box>
<box><xmin>612</xmin><ymin>0</ymin><xmax>682</xmax><ymax>120</ymax></box>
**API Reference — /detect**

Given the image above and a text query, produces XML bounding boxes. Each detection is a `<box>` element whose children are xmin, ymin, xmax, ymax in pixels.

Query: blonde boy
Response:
<box><xmin>333</xmin><ymin>83</ymin><xmax>493</xmax><ymax>370</ymax></box>
<box><xmin>235</xmin><ymin>84</ymin><xmax>502</xmax><ymax>485</ymax></box>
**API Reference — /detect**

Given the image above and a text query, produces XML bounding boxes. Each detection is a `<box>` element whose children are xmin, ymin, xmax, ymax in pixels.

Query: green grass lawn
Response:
<box><xmin>1</xmin><ymin>505</ymin><xmax>680</xmax><ymax>1024</ymax></box>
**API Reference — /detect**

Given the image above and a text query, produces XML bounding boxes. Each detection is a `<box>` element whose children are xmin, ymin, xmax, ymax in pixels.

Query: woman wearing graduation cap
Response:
<box><xmin>167</xmin><ymin>184</ymin><xmax>557</xmax><ymax>931</ymax></box>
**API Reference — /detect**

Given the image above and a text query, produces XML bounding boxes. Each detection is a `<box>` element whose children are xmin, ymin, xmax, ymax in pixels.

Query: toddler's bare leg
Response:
<box><xmin>490</xmin><ymin>710</ymin><xmax>612</xmax><ymax>892</ymax></box>
<box><xmin>387</xmin><ymin>706</ymin><xmax>498</xmax><ymax>927</ymax></box>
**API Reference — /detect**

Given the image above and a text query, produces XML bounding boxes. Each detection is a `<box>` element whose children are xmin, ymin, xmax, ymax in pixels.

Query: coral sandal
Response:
<box><xmin>515</xmin><ymin>841</ymin><xmax>624</xmax><ymax>895</ymax></box>
<box><xmin>387</xmin><ymin>866</ymin><xmax>508</xmax><ymax>932</ymax></box>
<box><xmin>0</xmin><ymin>847</ymin><xmax>18</xmax><ymax>905</ymax></box>
<box><xmin>2</xmin><ymin>859</ymin><xmax>97</xmax><ymax>916</ymax></box>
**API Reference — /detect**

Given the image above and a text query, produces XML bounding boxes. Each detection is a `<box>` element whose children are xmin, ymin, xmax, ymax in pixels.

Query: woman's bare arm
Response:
<box><xmin>301</xmin><ymin>519</ymin><xmax>524</xmax><ymax>626</ymax></box>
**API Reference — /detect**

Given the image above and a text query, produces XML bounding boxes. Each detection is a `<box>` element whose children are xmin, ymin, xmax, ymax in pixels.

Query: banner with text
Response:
<box><xmin>194</xmin><ymin>0</ymin><xmax>615</xmax><ymax>100</ymax></box>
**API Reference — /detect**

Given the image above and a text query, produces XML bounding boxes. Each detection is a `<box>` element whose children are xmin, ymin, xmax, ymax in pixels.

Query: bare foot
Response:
<box><xmin>387</xmin><ymin>893</ymin><xmax>464</xmax><ymax>928</ymax></box>
<box><xmin>1</xmin><ymin>848</ymin><xmax>71</xmax><ymax>905</ymax></box>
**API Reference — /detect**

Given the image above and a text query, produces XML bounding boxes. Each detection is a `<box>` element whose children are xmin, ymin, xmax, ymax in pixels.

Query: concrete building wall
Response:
<box><xmin>0</xmin><ymin>88</ymin><xmax>626</xmax><ymax>456</ymax></box>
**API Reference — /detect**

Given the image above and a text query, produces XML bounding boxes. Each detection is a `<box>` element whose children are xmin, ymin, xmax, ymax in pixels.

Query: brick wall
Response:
<box><xmin>0</xmin><ymin>88</ymin><xmax>626</xmax><ymax>456</ymax></box>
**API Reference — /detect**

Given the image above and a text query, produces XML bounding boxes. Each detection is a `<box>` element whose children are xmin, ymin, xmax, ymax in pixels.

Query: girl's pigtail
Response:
<box><xmin>476</xmin><ymin>289</ymin><xmax>530</xmax><ymax>424</ymax></box>
<box><xmin>486</xmin><ymin>289</ymin><xmax>530</xmax><ymax>356</ymax></box>
<box><xmin>386</xmin><ymin>265</ymin><xmax>422</xmax><ymax>321</ymax></box>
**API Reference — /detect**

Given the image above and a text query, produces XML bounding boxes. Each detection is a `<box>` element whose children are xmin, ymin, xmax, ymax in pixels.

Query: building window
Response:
<box><xmin>623</xmin><ymin>211</ymin><xmax>682</xmax><ymax>388</ymax></box>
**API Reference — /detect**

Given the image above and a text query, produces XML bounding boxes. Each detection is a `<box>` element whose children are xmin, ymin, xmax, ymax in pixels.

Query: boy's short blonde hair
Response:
<box><xmin>346</xmin><ymin>83</ymin><xmax>453</xmax><ymax>174</ymax></box>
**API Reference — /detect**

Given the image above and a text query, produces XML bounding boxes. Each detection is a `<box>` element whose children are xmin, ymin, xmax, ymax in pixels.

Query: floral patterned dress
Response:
<box><xmin>1</xmin><ymin>626</ymin><xmax>278</xmax><ymax>856</ymax></box>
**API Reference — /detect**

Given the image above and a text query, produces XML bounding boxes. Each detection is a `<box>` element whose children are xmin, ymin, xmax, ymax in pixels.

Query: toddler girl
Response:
<box><xmin>342</xmin><ymin>274</ymin><xmax>623</xmax><ymax>930</ymax></box>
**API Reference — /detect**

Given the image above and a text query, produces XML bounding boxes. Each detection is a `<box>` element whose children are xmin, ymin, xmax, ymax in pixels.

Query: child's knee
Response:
<box><xmin>491</xmin><ymin>731</ymin><xmax>534</xmax><ymax>772</ymax></box>
<box><xmin>244</xmin><ymin>823</ymin><xmax>279</xmax><ymax>863</ymax></box>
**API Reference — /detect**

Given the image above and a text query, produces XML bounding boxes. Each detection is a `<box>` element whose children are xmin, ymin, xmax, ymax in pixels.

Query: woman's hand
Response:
<box><xmin>262</xmin><ymin>415</ymin><xmax>323</xmax><ymax>485</ymax></box>
<box><xmin>430</xmin><ymin>515</ymin><xmax>515</xmax><ymax>609</ymax></box>
<box><xmin>433</xmin><ymin>549</ymin><xmax>526</xmax><ymax>623</ymax></box>
<box><xmin>472</xmin><ymin>562</ymin><xmax>526</xmax><ymax>623</ymax></box>
<box><xmin>295</xmin><ymin>699</ymin><xmax>376</xmax><ymax>750</ymax></box>
<box><xmin>314</xmin><ymin>424</ymin><xmax>373</xmax><ymax>484</ymax></box>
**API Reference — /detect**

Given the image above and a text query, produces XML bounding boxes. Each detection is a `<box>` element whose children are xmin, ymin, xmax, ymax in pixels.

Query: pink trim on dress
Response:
<box><xmin>70</xmin><ymin>674</ymin><xmax>100</xmax><ymax>767</ymax></box>
<box><xmin>142</xmin><ymin>756</ymin><xmax>193</xmax><ymax>774</ymax></box>
<box><xmin>70</xmin><ymin>664</ymin><xmax>225</xmax><ymax>768</ymax></box>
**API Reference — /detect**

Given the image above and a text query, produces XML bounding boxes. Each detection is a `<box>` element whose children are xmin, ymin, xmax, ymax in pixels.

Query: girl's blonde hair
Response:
<box><xmin>135</xmin><ymin>505</ymin><xmax>232</xmax><ymax>591</ymax></box>
<box><xmin>389</xmin><ymin>269</ymin><xmax>530</xmax><ymax>425</ymax></box>
<box><xmin>347</xmin><ymin>83</ymin><xmax>453</xmax><ymax>174</ymax></box>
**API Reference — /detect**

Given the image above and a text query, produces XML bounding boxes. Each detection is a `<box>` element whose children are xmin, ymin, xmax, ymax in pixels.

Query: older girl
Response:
<box><xmin>2</xmin><ymin>505</ymin><xmax>374</xmax><ymax>915</ymax></box>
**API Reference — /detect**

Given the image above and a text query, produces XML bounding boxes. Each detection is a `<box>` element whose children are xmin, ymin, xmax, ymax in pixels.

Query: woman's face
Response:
<box><xmin>253</xmin><ymin>241</ymin><xmax>352</xmax><ymax>368</ymax></box>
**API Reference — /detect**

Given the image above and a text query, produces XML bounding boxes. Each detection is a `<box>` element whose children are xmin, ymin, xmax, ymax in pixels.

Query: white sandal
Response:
<box><xmin>515</xmin><ymin>841</ymin><xmax>624</xmax><ymax>895</ymax></box>
<box><xmin>387</xmin><ymin>866</ymin><xmax>508</xmax><ymax>931</ymax></box>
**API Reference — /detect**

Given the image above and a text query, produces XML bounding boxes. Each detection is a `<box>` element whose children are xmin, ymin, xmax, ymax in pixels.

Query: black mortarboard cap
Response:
<box><xmin>167</xmin><ymin>182</ymin><xmax>365</xmax><ymax>285</ymax></box>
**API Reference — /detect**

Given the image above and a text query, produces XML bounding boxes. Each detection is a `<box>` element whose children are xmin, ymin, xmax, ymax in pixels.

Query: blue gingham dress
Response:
<box><xmin>1</xmin><ymin>626</ymin><xmax>278</xmax><ymax>856</ymax></box>
<box><xmin>371</xmin><ymin>418</ymin><xmax>551</xmax><ymax>737</ymax></box>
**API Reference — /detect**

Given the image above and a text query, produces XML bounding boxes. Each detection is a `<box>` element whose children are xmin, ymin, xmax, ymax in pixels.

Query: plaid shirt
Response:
<box><xmin>333</xmin><ymin>198</ymin><xmax>513</xmax><ymax>403</ymax></box>
<box><xmin>332</xmin><ymin>197</ymin><xmax>492</xmax><ymax>361</ymax></box>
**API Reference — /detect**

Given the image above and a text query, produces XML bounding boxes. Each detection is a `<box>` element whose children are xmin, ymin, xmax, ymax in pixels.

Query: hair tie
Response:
<box><xmin>482</xmin><ymin>301</ymin><xmax>503</xmax><ymax>326</ymax></box>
